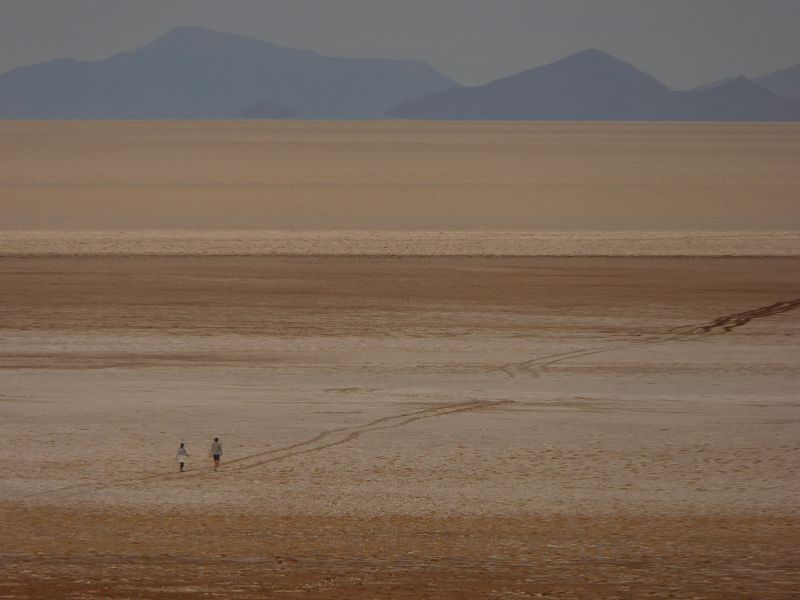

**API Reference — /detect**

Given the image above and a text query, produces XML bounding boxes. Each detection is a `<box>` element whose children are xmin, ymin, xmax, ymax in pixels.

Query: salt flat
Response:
<box><xmin>1</xmin><ymin>121</ymin><xmax>799</xmax><ymax>231</ymax></box>
<box><xmin>2</xmin><ymin>117</ymin><xmax>799</xmax><ymax>598</ymax></box>
<box><xmin>2</xmin><ymin>229</ymin><xmax>800</xmax><ymax>256</ymax></box>
<box><xmin>1</xmin><ymin>255</ymin><xmax>799</xmax><ymax>598</ymax></box>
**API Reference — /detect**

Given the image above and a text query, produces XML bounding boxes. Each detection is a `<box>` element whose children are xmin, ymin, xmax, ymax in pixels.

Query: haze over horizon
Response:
<box><xmin>2</xmin><ymin>0</ymin><xmax>800</xmax><ymax>90</ymax></box>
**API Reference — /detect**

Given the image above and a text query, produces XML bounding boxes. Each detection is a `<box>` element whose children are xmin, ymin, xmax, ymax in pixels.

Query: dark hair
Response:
<box><xmin>214</xmin><ymin>437</ymin><xmax>219</xmax><ymax>442</ymax></box>
<box><xmin>180</xmin><ymin>442</ymin><xmax>184</xmax><ymax>447</ymax></box>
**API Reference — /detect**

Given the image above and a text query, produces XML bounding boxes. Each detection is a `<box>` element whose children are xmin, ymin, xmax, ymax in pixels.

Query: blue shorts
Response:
<box><xmin>213</xmin><ymin>454</ymin><xmax>221</xmax><ymax>460</ymax></box>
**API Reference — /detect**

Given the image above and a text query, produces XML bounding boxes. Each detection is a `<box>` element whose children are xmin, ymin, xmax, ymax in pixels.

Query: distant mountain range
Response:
<box><xmin>0</xmin><ymin>26</ymin><xmax>455</xmax><ymax>119</ymax></box>
<box><xmin>1</xmin><ymin>27</ymin><xmax>799</xmax><ymax>121</ymax></box>
<box><xmin>752</xmin><ymin>62</ymin><xmax>800</xmax><ymax>99</ymax></box>
<box><xmin>691</xmin><ymin>64</ymin><xmax>800</xmax><ymax>99</ymax></box>
<box><xmin>390</xmin><ymin>49</ymin><xmax>800</xmax><ymax>121</ymax></box>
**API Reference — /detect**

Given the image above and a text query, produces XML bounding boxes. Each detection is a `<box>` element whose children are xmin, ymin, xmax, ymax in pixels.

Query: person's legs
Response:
<box><xmin>213</xmin><ymin>455</ymin><xmax>220</xmax><ymax>471</ymax></box>
<box><xmin>180</xmin><ymin>461</ymin><xmax>185</xmax><ymax>472</ymax></box>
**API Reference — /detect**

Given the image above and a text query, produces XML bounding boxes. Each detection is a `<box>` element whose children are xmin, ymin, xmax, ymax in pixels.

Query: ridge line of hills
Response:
<box><xmin>0</xmin><ymin>26</ymin><xmax>456</xmax><ymax>120</ymax></box>
<box><xmin>1</xmin><ymin>26</ymin><xmax>799</xmax><ymax>121</ymax></box>
<box><xmin>389</xmin><ymin>49</ymin><xmax>800</xmax><ymax>121</ymax></box>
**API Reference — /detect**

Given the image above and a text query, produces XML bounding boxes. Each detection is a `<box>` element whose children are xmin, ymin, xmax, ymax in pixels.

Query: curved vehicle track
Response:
<box><xmin>33</xmin><ymin>400</ymin><xmax>510</xmax><ymax>499</ymax></box>
<box><xmin>502</xmin><ymin>297</ymin><xmax>800</xmax><ymax>378</ymax></box>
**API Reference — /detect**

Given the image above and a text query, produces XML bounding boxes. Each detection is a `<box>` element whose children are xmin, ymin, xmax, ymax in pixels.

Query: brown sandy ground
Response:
<box><xmin>2</xmin><ymin>122</ymin><xmax>800</xmax><ymax>231</ymax></box>
<box><xmin>3</xmin><ymin>503</ymin><xmax>799</xmax><ymax>600</ymax></box>
<box><xmin>2</xmin><ymin>255</ymin><xmax>799</xmax><ymax>335</ymax></box>
<box><xmin>1</xmin><ymin>256</ymin><xmax>799</xmax><ymax>599</ymax></box>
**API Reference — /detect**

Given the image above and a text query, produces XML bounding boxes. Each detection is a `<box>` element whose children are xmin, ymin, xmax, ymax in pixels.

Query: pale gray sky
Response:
<box><xmin>2</xmin><ymin>0</ymin><xmax>799</xmax><ymax>89</ymax></box>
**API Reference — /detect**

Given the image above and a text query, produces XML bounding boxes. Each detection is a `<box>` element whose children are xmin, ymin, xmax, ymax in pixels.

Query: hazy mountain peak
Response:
<box><xmin>561</xmin><ymin>48</ymin><xmax>623</xmax><ymax>63</ymax></box>
<box><xmin>754</xmin><ymin>60</ymin><xmax>800</xmax><ymax>99</ymax></box>
<box><xmin>150</xmin><ymin>25</ymin><xmax>237</xmax><ymax>46</ymax></box>
<box><xmin>683</xmin><ymin>73</ymin><xmax>800</xmax><ymax>121</ymax></box>
<box><xmin>157</xmin><ymin>25</ymin><xmax>262</xmax><ymax>44</ymax></box>
<box><xmin>707</xmin><ymin>76</ymin><xmax>780</xmax><ymax>99</ymax></box>
<box><xmin>499</xmin><ymin>47</ymin><xmax>668</xmax><ymax>91</ymax></box>
<box><xmin>389</xmin><ymin>49</ymin><xmax>800</xmax><ymax>121</ymax></box>
<box><xmin>548</xmin><ymin>48</ymin><xmax>645</xmax><ymax>72</ymax></box>
<box><xmin>0</xmin><ymin>26</ymin><xmax>455</xmax><ymax>119</ymax></box>
<box><xmin>144</xmin><ymin>25</ymin><xmax>298</xmax><ymax>55</ymax></box>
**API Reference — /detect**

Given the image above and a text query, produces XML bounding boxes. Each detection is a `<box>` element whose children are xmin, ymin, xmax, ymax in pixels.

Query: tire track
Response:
<box><xmin>223</xmin><ymin>400</ymin><xmax>483</xmax><ymax>467</ymax></box>
<box><xmin>502</xmin><ymin>297</ymin><xmax>800</xmax><ymax>378</ymax></box>
<box><xmin>669</xmin><ymin>298</ymin><xmax>800</xmax><ymax>335</ymax></box>
<box><xmin>221</xmin><ymin>399</ymin><xmax>511</xmax><ymax>475</ymax></box>
<box><xmin>29</xmin><ymin>400</ymin><xmax>509</xmax><ymax>500</ymax></box>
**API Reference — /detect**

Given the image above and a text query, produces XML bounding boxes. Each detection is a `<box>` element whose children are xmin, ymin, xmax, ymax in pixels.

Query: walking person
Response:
<box><xmin>176</xmin><ymin>442</ymin><xmax>189</xmax><ymax>472</ymax></box>
<box><xmin>210</xmin><ymin>437</ymin><xmax>223</xmax><ymax>471</ymax></box>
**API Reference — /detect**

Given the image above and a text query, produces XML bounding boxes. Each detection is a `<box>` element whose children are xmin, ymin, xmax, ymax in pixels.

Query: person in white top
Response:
<box><xmin>176</xmin><ymin>442</ymin><xmax>189</xmax><ymax>472</ymax></box>
<box><xmin>210</xmin><ymin>438</ymin><xmax>223</xmax><ymax>471</ymax></box>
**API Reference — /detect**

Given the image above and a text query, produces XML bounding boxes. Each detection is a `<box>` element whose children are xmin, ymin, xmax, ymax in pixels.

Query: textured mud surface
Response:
<box><xmin>2</xmin><ymin>256</ymin><xmax>799</xmax><ymax>598</ymax></box>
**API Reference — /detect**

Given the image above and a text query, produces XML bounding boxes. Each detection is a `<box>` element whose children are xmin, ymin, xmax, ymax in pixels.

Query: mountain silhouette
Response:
<box><xmin>0</xmin><ymin>26</ymin><xmax>456</xmax><ymax>119</ymax></box>
<box><xmin>683</xmin><ymin>76</ymin><xmax>800</xmax><ymax>121</ymax></box>
<box><xmin>753</xmin><ymin>61</ymin><xmax>800</xmax><ymax>99</ymax></box>
<box><xmin>389</xmin><ymin>49</ymin><xmax>800</xmax><ymax>121</ymax></box>
<box><xmin>3</xmin><ymin>34</ymin><xmax>798</xmax><ymax>122</ymax></box>
<box><xmin>390</xmin><ymin>50</ymin><xmax>677</xmax><ymax>120</ymax></box>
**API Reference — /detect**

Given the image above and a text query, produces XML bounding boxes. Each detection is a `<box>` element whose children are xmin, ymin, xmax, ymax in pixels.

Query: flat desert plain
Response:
<box><xmin>1</xmin><ymin>121</ymin><xmax>799</xmax><ymax>231</ymax></box>
<box><xmin>2</xmin><ymin>255</ymin><xmax>799</xmax><ymax>599</ymax></box>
